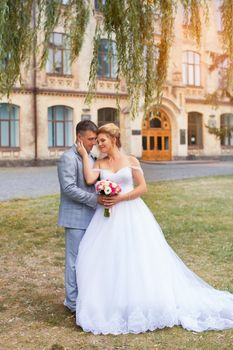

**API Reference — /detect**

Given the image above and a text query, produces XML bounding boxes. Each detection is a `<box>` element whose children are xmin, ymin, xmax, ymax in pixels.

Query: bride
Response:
<box><xmin>75</xmin><ymin>123</ymin><xmax>233</xmax><ymax>335</ymax></box>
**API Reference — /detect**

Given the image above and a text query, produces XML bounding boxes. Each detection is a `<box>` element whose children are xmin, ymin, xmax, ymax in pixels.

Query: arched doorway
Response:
<box><xmin>142</xmin><ymin>109</ymin><xmax>172</xmax><ymax>161</ymax></box>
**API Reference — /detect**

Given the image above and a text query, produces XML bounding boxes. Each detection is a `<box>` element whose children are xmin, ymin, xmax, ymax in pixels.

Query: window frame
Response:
<box><xmin>218</xmin><ymin>58</ymin><xmax>229</xmax><ymax>89</ymax></box>
<box><xmin>188</xmin><ymin>112</ymin><xmax>203</xmax><ymax>149</ymax></box>
<box><xmin>48</xmin><ymin>106</ymin><xmax>73</xmax><ymax>148</ymax></box>
<box><xmin>97</xmin><ymin>39</ymin><xmax>118</xmax><ymax>80</ymax></box>
<box><xmin>0</xmin><ymin>103</ymin><xmax>20</xmax><ymax>149</ymax></box>
<box><xmin>144</xmin><ymin>45</ymin><xmax>160</xmax><ymax>78</ymax></box>
<box><xmin>182</xmin><ymin>51</ymin><xmax>201</xmax><ymax>87</ymax></box>
<box><xmin>94</xmin><ymin>0</ymin><xmax>106</xmax><ymax>12</ymax></box>
<box><xmin>220</xmin><ymin>113</ymin><xmax>233</xmax><ymax>147</ymax></box>
<box><xmin>46</xmin><ymin>32</ymin><xmax>72</xmax><ymax>76</ymax></box>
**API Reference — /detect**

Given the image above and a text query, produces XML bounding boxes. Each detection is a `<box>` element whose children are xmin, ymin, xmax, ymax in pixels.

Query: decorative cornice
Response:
<box><xmin>12</xmin><ymin>87</ymin><xmax>128</xmax><ymax>99</ymax></box>
<box><xmin>185</xmin><ymin>98</ymin><xmax>233</xmax><ymax>106</ymax></box>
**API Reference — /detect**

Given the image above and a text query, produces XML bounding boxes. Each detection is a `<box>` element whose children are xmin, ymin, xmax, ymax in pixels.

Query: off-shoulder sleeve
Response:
<box><xmin>130</xmin><ymin>165</ymin><xmax>144</xmax><ymax>173</ymax></box>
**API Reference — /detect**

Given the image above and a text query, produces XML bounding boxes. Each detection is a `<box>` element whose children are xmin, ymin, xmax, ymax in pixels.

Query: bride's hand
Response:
<box><xmin>103</xmin><ymin>194</ymin><xmax>122</xmax><ymax>207</ymax></box>
<box><xmin>77</xmin><ymin>141</ymin><xmax>88</xmax><ymax>158</ymax></box>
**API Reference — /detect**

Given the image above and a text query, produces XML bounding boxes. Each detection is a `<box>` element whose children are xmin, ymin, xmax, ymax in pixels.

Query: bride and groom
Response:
<box><xmin>58</xmin><ymin>120</ymin><xmax>233</xmax><ymax>335</ymax></box>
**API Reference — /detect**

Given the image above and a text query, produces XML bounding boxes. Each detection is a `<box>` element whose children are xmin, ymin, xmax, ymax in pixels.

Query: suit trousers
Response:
<box><xmin>64</xmin><ymin>228</ymin><xmax>85</xmax><ymax>312</ymax></box>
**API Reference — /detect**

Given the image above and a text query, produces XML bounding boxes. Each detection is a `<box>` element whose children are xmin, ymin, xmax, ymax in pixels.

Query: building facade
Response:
<box><xmin>0</xmin><ymin>0</ymin><xmax>233</xmax><ymax>165</ymax></box>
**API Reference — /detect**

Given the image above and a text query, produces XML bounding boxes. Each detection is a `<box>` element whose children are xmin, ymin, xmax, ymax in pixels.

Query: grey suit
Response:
<box><xmin>57</xmin><ymin>144</ymin><xmax>97</xmax><ymax>312</ymax></box>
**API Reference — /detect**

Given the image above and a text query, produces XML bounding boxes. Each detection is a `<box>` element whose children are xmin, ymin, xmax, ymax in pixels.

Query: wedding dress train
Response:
<box><xmin>75</xmin><ymin>166</ymin><xmax>233</xmax><ymax>334</ymax></box>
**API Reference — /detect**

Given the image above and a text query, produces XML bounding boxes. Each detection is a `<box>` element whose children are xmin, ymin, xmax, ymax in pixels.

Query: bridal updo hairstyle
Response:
<box><xmin>97</xmin><ymin>123</ymin><xmax>121</xmax><ymax>149</ymax></box>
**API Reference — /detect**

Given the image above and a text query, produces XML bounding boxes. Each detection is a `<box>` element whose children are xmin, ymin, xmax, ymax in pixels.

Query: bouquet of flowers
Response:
<box><xmin>95</xmin><ymin>180</ymin><xmax>122</xmax><ymax>217</ymax></box>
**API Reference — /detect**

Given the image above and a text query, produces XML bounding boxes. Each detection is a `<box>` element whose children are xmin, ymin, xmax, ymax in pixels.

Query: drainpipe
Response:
<box><xmin>32</xmin><ymin>0</ymin><xmax>38</xmax><ymax>163</ymax></box>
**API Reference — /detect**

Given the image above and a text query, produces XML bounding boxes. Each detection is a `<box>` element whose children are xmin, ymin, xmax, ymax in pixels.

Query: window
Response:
<box><xmin>142</xmin><ymin>136</ymin><xmax>147</xmax><ymax>150</ymax></box>
<box><xmin>95</xmin><ymin>0</ymin><xmax>106</xmax><ymax>11</ymax></box>
<box><xmin>216</xmin><ymin>0</ymin><xmax>223</xmax><ymax>32</ymax></box>
<box><xmin>182</xmin><ymin>5</ymin><xmax>191</xmax><ymax>26</ymax></box>
<box><xmin>221</xmin><ymin>114</ymin><xmax>233</xmax><ymax>146</ymax></box>
<box><xmin>153</xmin><ymin>7</ymin><xmax>162</xmax><ymax>35</ymax></box>
<box><xmin>150</xmin><ymin>118</ymin><xmax>161</xmax><ymax>128</ymax></box>
<box><xmin>97</xmin><ymin>39</ymin><xmax>117</xmax><ymax>79</ymax></box>
<box><xmin>218</xmin><ymin>58</ymin><xmax>229</xmax><ymax>89</ymax></box>
<box><xmin>97</xmin><ymin>108</ymin><xmax>119</xmax><ymax>127</ymax></box>
<box><xmin>0</xmin><ymin>104</ymin><xmax>19</xmax><ymax>148</ymax></box>
<box><xmin>182</xmin><ymin>51</ymin><xmax>201</xmax><ymax>86</ymax></box>
<box><xmin>48</xmin><ymin>106</ymin><xmax>73</xmax><ymax>147</ymax></box>
<box><xmin>188</xmin><ymin>112</ymin><xmax>203</xmax><ymax>148</ymax></box>
<box><xmin>0</xmin><ymin>53</ymin><xmax>11</xmax><ymax>70</ymax></box>
<box><xmin>46</xmin><ymin>33</ymin><xmax>71</xmax><ymax>75</ymax></box>
<box><xmin>144</xmin><ymin>45</ymin><xmax>159</xmax><ymax>77</ymax></box>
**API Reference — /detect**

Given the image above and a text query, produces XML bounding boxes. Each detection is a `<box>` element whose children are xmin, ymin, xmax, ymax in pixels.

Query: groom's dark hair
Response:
<box><xmin>76</xmin><ymin>120</ymin><xmax>98</xmax><ymax>135</ymax></box>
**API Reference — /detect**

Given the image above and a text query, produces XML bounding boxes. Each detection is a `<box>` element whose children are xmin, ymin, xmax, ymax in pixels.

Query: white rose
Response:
<box><xmin>104</xmin><ymin>186</ymin><xmax>112</xmax><ymax>195</ymax></box>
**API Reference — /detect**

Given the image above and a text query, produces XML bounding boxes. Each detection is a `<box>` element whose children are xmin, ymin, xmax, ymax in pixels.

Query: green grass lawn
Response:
<box><xmin>0</xmin><ymin>176</ymin><xmax>233</xmax><ymax>350</ymax></box>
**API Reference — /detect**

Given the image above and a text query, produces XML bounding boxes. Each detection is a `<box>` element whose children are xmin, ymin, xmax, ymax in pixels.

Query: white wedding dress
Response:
<box><xmin>75</xmin><ymin>166</ymin><xmax>233</xmax><ymax>335</ymax></box>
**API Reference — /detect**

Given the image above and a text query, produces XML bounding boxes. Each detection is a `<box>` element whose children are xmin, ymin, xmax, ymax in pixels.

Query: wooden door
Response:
<box><xmin>142</xmin><ymin>110</ymin><xmax>172</xmax><ymax>161</ymax></box>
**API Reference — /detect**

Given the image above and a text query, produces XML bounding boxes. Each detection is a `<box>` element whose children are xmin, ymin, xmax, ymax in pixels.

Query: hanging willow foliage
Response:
<box><xmin>0</xmin><ymin>0</ymin><xmax>35</xmax><ymax>93</ymax></box>
<box><xmin>220</xmin><ymin>0</ymin><xmax>233</xmax><ymax>94</ymax></box>
<box><xmin>181</xmin><ymin>0</ymin><xmax>208</xmax><ymax>46</ymax></box>
<box><xmin>205</xmin><ymin>125</ymin><xmax>233</xmax><ymax>142</ymax></box>
<box><xmin>0</xmin><ymin>0</ymin><xmax>232</xmax><ymax>116</ymax></box>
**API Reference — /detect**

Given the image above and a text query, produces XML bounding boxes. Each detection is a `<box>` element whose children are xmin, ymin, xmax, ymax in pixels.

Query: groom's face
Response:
<box><xmin>77</xmin><ymin>131</ymin><xmax>97</xmax><ymax>153</ymax></box>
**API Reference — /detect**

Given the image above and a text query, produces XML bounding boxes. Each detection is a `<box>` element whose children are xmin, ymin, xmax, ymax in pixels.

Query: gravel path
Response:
<box><xmin>0</xmin><ymin>161</ymin><xmax>233</xmax><ymax>201</ymax></box>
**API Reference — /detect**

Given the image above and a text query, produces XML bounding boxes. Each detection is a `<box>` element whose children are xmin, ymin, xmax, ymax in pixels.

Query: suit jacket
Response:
<box><xmin>57</xmin><ymin>144</ymin><xmax>97</xmax><ymax>229</ymax></box>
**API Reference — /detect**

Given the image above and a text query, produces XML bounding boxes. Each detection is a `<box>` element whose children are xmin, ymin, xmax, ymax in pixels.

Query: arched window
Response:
<box><xmin>48</xmin><ymin>106</ymin><xmax>73</xmax><ymax>147</ymax></box>
<box><xmin>188</xmin><ymin>112</ymin><xmax>203</xmax><ymax>148</ymax></box>
<box><xmin>0</xmin><ymin>103</ymin><xmax>19</xmax><ymax>148</ymax></box>
<box><xmin>182</xmin><ymin>51</ymin><xmax>201</xmax><ymax>86</ymax></box>
<box><xmin>221</xmin><ymin>113</ymin><xmax>233</xmax><ymax>146</ymax></box>
<box><xmin>97</xmin><ymin>39</ymin><xmax>117</xmax><ymax>79</ymax></box>
<box><xmin>97</xmin><ymin>108</ymin><xmax>119</xmax><ymax>127</ymax></box>
<box><xmin>150</xmin><ymin>118</ymin><xmax>161</xmax><ymax>128</ymax></box>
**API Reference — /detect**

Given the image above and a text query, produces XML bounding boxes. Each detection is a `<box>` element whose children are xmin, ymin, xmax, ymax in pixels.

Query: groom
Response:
<box><xmin>57</xmin><ymin>120</ymin><xmax>105</xmax><ymax>315</ymax></box>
